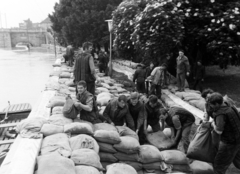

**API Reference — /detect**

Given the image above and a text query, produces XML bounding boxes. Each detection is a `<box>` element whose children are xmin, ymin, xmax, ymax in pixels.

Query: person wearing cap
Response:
<box><xmin>127</xmin><ymin>92</ymin><xmax>146</xmax><ymax>144</ymax></box>
<box><xmin>176</xmin><ymin>50</ymin><xmax>190</xmax><ymax>92</ymax></box>
<box><xmin>160</xmin><ymin>106</ymin><xmax>195</xmax><ymax>153</ymax></box>
<box><xmin>193</xmin><ymin>60</ymin><xmax>205</xmax><ymax>92</ymax></box>
<box><xmin>145</xmin><ymin>62</ymin><xmax>155</xmax><ymax>95</ymax></box>
<box><xmin>144</xmin><ymin>95</ymin><xmax>164</xmax><ymax>136</ymax></box>
<box><xmin>133</xmin><ymin>64</ymin><xmax>146</xmax><ymax>94</ymax></box>
<box><xmin>103</xmin><ymin>95</ymin><xmax>135</xmax><ymax>130</ymax></box>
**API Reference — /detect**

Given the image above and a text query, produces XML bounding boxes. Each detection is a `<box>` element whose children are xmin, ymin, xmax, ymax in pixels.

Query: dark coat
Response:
<box><xmin>176</xmin><ymin>56</ymin><xmax>190</xmax><ymax>74</ymax></box>
<box><xmin>133</xmin><ymin>68</ymin><xmax>146</xmax><ymax>83</ymax></box>
<box><xmin>194</xmin><ymin>64</ymin><xmax>205</xmax><ymax>80</ymax></box>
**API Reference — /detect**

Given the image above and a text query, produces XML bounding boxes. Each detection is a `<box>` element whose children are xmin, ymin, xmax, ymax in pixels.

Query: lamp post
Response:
<box><xmin>105</xmin><ymin>19</ymin><xmax>113</xmax><ymax>77</ymax></box>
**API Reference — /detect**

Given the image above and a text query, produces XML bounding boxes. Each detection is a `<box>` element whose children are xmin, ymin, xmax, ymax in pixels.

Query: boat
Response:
<box><xmin>0</xmin><ymin>103</ymin><xmax>31</xmax><ymax>165</ymax></box>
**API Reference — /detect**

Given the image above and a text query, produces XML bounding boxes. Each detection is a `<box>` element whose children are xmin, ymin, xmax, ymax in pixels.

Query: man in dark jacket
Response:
<box><xmin>127</xmin><ymin>92</ymin><xmax>145</xmax><ymax>144</ymax></box>
<box><xmin>160</xmin><ymin>106</ymin><xmax>195</xmax><ymax>153</ymax></box>
<box><xmin>98</xmin><ymin>46</ymin><xmax>108</xmax><ymax>74</ymax></box>
<box><xmin>74</xmin><ymin>80</ymin><xmax>101</xmax><ymax>124</ymax></box>
<box><xmin>176</xmin><ymin>50</ymin><xmax>190</xmax><ymax>92</ymax></box>
<box><xmin>208</xmin><ymin>93</ymin><xmax>240</xmax><ymax>174</ymax></box>
<box><xmin>66</xmin><ymin>44</ymin><xmax>74</xmax><ymax>67</ymax></box>
<box><xmin>133</xmin><ymin>64</ymin><xmax>146</xmax><ymax>93</ymax></box>
<box><xmin>193</xmin><ymin>61</ymin><xmax>205</xmax><ymax>92</ymax></box>
<box><xmin>74</xmin><ymin>42</ymin><xmax>97</xmax><ymax>95</ymax></box>
<box><xmin>145</xmin><ymin>62</ymin><xmax>155</xmax><ymax>95</ymax></box>
<box><xmin>103</xmin><ymin>95</ymin><xmax>135</xmax><ymax>130</ymax></box>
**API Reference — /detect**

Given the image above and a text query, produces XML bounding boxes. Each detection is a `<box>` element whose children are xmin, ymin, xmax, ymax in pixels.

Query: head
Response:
<box><xmin>197</xmin><ymin>61</ymin><xmax>202</xmax><ymax>66</ymax></box>
<box><xmin>118</xmin><ymin>95</ymin><xmax>127</xmax><ymax>108</ymax></box>
<box><xmin>130</xmin><ymin>92</ymin><xmax>139</xmax><ymax>106</ymax></box>
<box><xmin>208</xmin><ymin>93</ymin><xmax>223</xmax><ymax>112</ymax></box>
<box><xmin>159</xmin><ymin>108</ymin><xmax>169</xmax><ymax>120</ymax></box>
<box><xmin>77</xmin><ymin>80</ymin><xmax>87</xmax><ymax>94</ymax></box>
<box><xmin>150</xmin><ymin>62</ymin><xmax>154</xmax><ymax>69</ymax></box>
<box><xmin>179</xmin><ymin>50</ymin><xmax>184</xmax><ymax>57</ymax></box>
<box><xmin>201</xmin><ymin>88</ymin><xmax>214</xmax><ymax>101</ymax></box>
<box><xmin>100</xmin><ymin>46</ymin><xmax>105</xmax><ymax>52</ymax></box>
<box><xmin>161</xmin><ymin>63</ymin><xmax>167</xmax><ymax>69</ymax></box>
<box><xmin>148</xmin><ymin>95</ymin><xmax>158</xmax><ymax>108</ymax></box>
<box><xmin>137</xmin><ymin>64</ymin><xmax>142</xmax><ymax>69</ymax></box>
<box><xmin>82</xmin><ymin>42</ymin><xmax>93</xmax><ymax>53</ymax></box>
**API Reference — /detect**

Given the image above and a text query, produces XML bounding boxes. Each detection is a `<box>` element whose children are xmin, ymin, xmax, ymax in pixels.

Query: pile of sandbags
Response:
<box><xmin>189</xmin><ymin>160</ymin><xmax>214</xmax><ymax>174</ymax></box>
<box><xmin>106</xmin><ymin>163</ymin><xmax>138</xmax><ymax>174</ymax></box>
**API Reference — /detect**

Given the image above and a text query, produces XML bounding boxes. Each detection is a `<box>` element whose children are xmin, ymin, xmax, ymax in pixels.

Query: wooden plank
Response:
<box><xmin>162</xmin><ymin>89</ymin><xmax>205</xmax><ymax>124</ymax></box>
<box><xmin>0</xmin><ymin>90</ymin><xmax>55</xmax><ymax>174</ymax></box>
<box><xmin>0</xmin><ymin>140</ymin><xmax>14</xmax><ymax>145</ymax></box>
<box><xmin>0</xmin><ymin>123</ymin><xmax>18</xmax><ymax>129</ymax></box>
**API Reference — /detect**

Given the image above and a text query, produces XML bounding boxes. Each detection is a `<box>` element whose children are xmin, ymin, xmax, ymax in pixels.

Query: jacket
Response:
<box><xmin>177</xmin><ymin>55</ymin><xmax>190</xmax><ymax>74</ymax></box>
<box><xmin>194</xmin><ymin>64</ymin><xmax>205</xmax><ymax>80</ymax></box>
<box><xmin>145</xmin><ymin>101</ymin><xmax>164</xmax><ymax>123</ymax></box>
<box><xmin>74</xmin><ymin>52</ymin><xmax>95</xmax><ymax>83</ymax></box>
<box><xmin>103</xmin><ymin>98</ymin><xmax>135</xmax><ymax>130</ymax></box>
<box><xmin>150</xmin><ymin>67</ymin><xmax>165</xmax><ymax>85</ymax></box>
<box><xmin>133</xmin><ymin>68</ymin><xmax>146</xmax><ymax>83</ymax></box>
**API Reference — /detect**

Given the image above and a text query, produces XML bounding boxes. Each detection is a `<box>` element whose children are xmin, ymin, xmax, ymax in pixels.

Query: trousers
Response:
<box><xmin>177</xmin><ymin>73</ymin><xmax>186</xmax><ymax>91</ymax></box>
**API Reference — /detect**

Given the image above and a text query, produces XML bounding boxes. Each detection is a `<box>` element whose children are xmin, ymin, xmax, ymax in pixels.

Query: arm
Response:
<box><xmin>212</xmin><ymin>115</ymin><xmax>225</xmax><ymax>135</ymax></box>
<box><xmin>74</xmin><ymin>96</ymin><xmax>93</xmax><ymax>112</ymax></box>
<box><xmin>125</xmin><ymin>110</ymin><xmax>135</xmax><ymax>131</ymax></box>
<box><xmin>171</xmin><ymin>115</ymin><xmax>182</xmax><ymax>146</ymax></box>
<box><xmin>185</xmin><ymin>57</ymin><xmax>191</xmax><ymax>73</ymax></box>
<box><xmin>89</xmin><ymin>56</ymin><xmax>96</xmax><ymax>78</ymax></box>
<box><xmin>133</xmin><ymin>70</ymin><xmax>138</xmax><ymax>82</ymax></box>
<box><xmin>137</xmin><ymin>105</ymin><xmax>146</xmax><ymax>130</ymax></box>
<box><xmin>102</xmin><ymin>103</ymin><xmax>113</xmax><ymax>124</ymax></box>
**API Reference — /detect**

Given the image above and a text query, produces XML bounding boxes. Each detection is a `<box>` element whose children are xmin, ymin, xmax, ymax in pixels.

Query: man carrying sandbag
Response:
<box><xmin>160</xmin><ymin>106</ymin><xmax>195</xmax><ymax>153</ymax></box>
<box><xmin>208</xmin><ymin>93</ymin><xmax>240</xmax><ymax>174</ymax></box>
<box><xmin>103</xmin><ymin>95</ymin><xmax>135</xmax><ymax>130</ymax></box>
<box><xmin>74</xmin><ymin>80</ymin><xmax>101</xmax><ymax>124</ymax></box>
<box><xmin>127</xmin><ymin>92</ymin><xmax>145</xmax><ymax>144</ymax></box>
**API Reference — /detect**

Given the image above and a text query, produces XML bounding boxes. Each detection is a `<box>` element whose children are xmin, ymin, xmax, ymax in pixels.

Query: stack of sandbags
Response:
<box><xmin>189</xmin><ymin>160</ymin><xmax>214</xmax><ymax>174</ymax></box>
<box><xmin>113</xmin><ymin>136</ymin><xmax>141</xmax><ymax>172</ymax></box>
<box><xmin>106</xmin><ymin>163</ymin><xmax>138</xmax><ymax>174</ymax></box>
<box><xmin>139</xmin><ymin>145</ymin><xmax>163</xmax><ymax>172</ymax></box>
<box><xmin>161</xmin><ymin>150</ymin><xmax>192</xmax><ymax>173</ymax></box>
<box><xmin>93</xmin><ymin>123</ymin><xmax>121</xmax><ymax>169</ymax></box>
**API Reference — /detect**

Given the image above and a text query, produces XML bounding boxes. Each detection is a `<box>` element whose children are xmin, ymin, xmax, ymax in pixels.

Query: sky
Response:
<box><xmin>0</xmin><ymin>0</ymin><xmax>59</xmax><ymax>28</ymax></box>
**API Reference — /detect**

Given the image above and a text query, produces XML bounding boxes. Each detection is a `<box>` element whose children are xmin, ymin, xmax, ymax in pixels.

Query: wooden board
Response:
<box><xmin>162</xmin><ymin>89</ymin><xmax>204</xmax><ymax>124</ymax></box>
<box><xmin>0</xmin><ymin>103</ymin><xmax>31</xmax><ymax>115</ymax></box>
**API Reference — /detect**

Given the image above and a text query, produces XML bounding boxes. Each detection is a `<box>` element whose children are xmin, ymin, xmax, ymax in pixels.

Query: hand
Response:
<box><xmin>186</xmin><ymin>72</ymin><xmax>190</xmax><ymax>76</ymax></box>
<box><xmin>136</xmin><ymin>129</ymin><xmax>139</xmax><ymax>134</ymax></box>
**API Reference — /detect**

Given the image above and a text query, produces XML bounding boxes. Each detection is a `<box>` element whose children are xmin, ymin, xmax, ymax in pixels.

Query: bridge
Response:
<box><xmin>0</xmin><ymin>29</ymin><xmax>50</xmax><ymax>48</ymax></box>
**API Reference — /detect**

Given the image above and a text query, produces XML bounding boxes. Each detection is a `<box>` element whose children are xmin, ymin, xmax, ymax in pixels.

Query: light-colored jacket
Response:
<box><xmin>150</xmin><ymin>66</ymin><xmax>165</xmax><ymax>85</ymax></box>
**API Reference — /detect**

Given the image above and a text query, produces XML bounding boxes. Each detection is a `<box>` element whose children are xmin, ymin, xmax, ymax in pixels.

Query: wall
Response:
<box><xmin>0</xmin><ymin>32</ymin><xmax>12</xmax><ymax>48</ymax></box>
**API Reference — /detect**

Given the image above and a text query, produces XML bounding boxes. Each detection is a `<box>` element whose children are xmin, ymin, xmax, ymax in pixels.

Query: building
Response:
<box><xmin>39</xmin><ymin>17</ymin><xmax>52</xmax><ymax>31</ymax></box>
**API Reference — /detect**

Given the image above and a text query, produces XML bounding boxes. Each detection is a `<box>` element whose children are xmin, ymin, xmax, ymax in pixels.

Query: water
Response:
<box><xmin>0</xmin><ymin>49</ymin><xmax>56</xmax><ymax>110</ymax></box>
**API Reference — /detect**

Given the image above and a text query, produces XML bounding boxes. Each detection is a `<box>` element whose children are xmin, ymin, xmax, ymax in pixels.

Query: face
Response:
<box><xmin>77</xmin><ymin>85</ymin><xmax>86</xmax><ymax>94</ymax></box>
<box><xmin>100</xmin><ymin>47</ymin><xmax>105</xmax><ymax>52</ymax></box>
<box><xmin>197</xmin><ymin>62</ymin><xmax>201</xmax><ymax>66</ymax></box>
<box><xmin>160</xmin><ymin>113</ymin><xmax>168</xmax><ymax>120</ymax></box>
<box><xmin>206</xmin><ymin>93</ymin><xmax>212</xmax><ymax>101</ymax></box>
<box><xmin>150</xmin><ymin>63</ymin><xmax>154</xmax><ymax>69</ymax></box>
<box><xmin>149</xmin><ymin>102</ymin><xmax>157</xmax><ymax>108</ymax></box>
<box><xmin>86</xmin><ymin>46</ymin><xmax>93</xmax><ymax>53</ymax></box>
<box><xmin>209</xmin><ymin>103</ymin><xmax>220</xmax><ymax>112</ymax></box>
<box><xmin>179</xmin><ymin>51</ymin><xmax>184</xmax><ymax>57</ymax></box>
<box><xmin>130</xmin><ymin>98</ymin><xmax>138</xmax><ymax>106</ymax></box>
<box><xmin>118</xmin><ymin>100</ymin><xmax>126</xmax><ymax>108</ymax></box>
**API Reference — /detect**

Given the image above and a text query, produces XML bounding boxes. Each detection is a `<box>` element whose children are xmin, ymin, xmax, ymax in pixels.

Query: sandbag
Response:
<box><xmin>101</xmin><ymin>162</ymin><xmax>112</xmax><ymax>170</ymax></box>
<box><xmin>45</xmin><ymin>82</ymin><xmax>60</xmax><ymax>90</ymax></box>
<box><xmin>65</xmin><ymin>79</ymin><xmax>75</xmax><ymax>87</ymax></box>
<box><xmin>101</xmin><ymin>83</ymin><xmax>111</xmax><ymax>89</ymax></box>
<box><xmin>161</xmin><ymin>150</ymin><xmax>188</xmax><ymax>165</ymax></box>
<box><xmin>116</xmin><ymin>87</ymin><xmax>127</xmax><ymax>93</ymax></box>
<box><xmin>184</xmin><ymin>89</ymin><xmax>201</xmax><ymax>94</ymax></box>
<box><xmin>223</xmin><ymin>95</ymin><xmax>236</xmax><ymax>107</ymax></box>
<box><xmin>175</xmin><ymin>92</ymin><xmax>185</xmax><ymax>99</ymax></box>
<box><xmin>60</xmin><ymin>72</ymin><xmax>71</xmax><ymax>78</ymax></box>
<box><xmin>163</xmin><ymin>128</ymin><xmax>171</xmax><ymax>138</ymax></box>
<box><xmin>109</xmin><ymin>90</ymin><xmax>118</xmax><ymax>94</ymax></box>
<box><xmin>190</xmin><ymin>160</ymin><xmax>214</xmax><ymax>174</ymax></box>
<box><xmin>147</xmin><ymin>131</ymin><xmax>173</xmax><ymax>150</ymax></box>
<box><xmin>47</xmin><ymin>96</ymin><xmax>66</xmax><ymax>108</ymax></box>
<box><xmin>182</xmin><ymin>92</ymin><xmax>200</xmax><ymax>99</ymax></box>
<box><xmin>187</xmin><ymin>122</ymin><xmax>217</xmax><ymax>163</ymax></box>
<box><xmin>183</xmin><ymin>95</ymin><xmax>202</xmax><ymax>102</ymax></box>
<box><xmin>49</xmin><ymin>71</ymin><xmax>61</xmax><ymax>77</ymax></box>
<box><xmin>75</xmin><ymin>165</ymin><xmax>101</xmax><ymax>174</ymax></box>
<box><xmin>68</xmin><ymin>87</ymin><xmax>76</xmax><ymax>92</ymax></box>
<box><xmin>58</xmin><ymin>78</ymin><xmax>70</xmax><ymax>84</ymax></box>
<box><xmin>114</xmin><ymin>83</ymin><xmax>124</xmax><ymax>87</ymax></box>
<box><xmin>37</xmin><ymin>153</ymin><xmax>75</xmax><ymax>174</ymax></box>
<box><xmin>117</xmin><ymin>126</ymin><xmax>139</xmax><ymax>140</ymax></box>
<box><xmin>120</xmin><ymin>161</ymin><xmax>143</xmax><ymax>171</ymax></box>
<box><xmin>170</xmin><ymin>164</ymin><xmax>192</xmax><ymax>173</ymax></box>
<box><xmin>94</xmin><ymin>123</ymin><xmax>117</xmax><ymax>132</ymax></box>
<box><xmin>62</xmin><ymin>95</ymin><xmax>78</xmax><ymax>119</ymax></box>
<box><xmin>99</xmin><ymin>152</ymin><xmax>118</xmax><ymax>163</ymax></box>
<box><xmin>58</xmin><ymin>88</ymin><xmax>71</xmax><ymax>95</ymax></box>
<box><xmin>52</xmin><ymin>106</ymin><xmax>63</xmax><ymax>115</ymax></box>
<box><xmin>64</xmin><ymin>122</ymin><xmax>93</xmax><ymax>135</ymax></box>
<box><xmin>142</xmin><ymin>162</ymin><xmax>167</xmax><ymax>170</ymax></box>
<box><xmin>41</xmin><ymin>133</ymin><xmax>71</xmax><ymax>157</ymax></box>
<box><xmin>114</xmin><ymin>152</ymin><xmax>140</xmax><ymax>162</ymax></box>
<box><xmin>74</xmin><ymin>119</ymin><xmax>93</xmax><ymax>128</ymax></box>
<box><xmin>40</xmin><ymin>124</ymin><xmax>64</xmax><ymax>136</ymax></box>
<box><xmin>98</xmin><ymin>142</ymin><xmax>117</xmax><ymax>153</ymax></box>
<box><xmin>113</xmin><ymin>136</ymin><xmax>140</xmax><ymax>154</ymax></box>
<box><xmin>16</xmin><ymin>117</ymin><xmax>48</xmax><ymax>133</ymax></box>
<box><xmin>70</xmin><ymin>134</ymin><xmax>99</xmax><ymax>153</ymax></box>
<box><xmin>71</xmin><ymin>149</ymin><xmax>103</xmax><ymax>170</ymax></box>
<box><xmin>99</xmin><ymin>106</ymin><xmax>106</xmax><ymax>116</ymax></box>
<box><xmin>139</xmin><ymin>145</ymin><xmax>163</xmax><ymax>163</ymax></box>
<box><xmin>94</xmin><ymin>130</ymin><xmax>121</xmax><ymax>144</ymax></box>
<box><xmin>106</xmin><ymin>163</ymin><xmax>137</xmax><ymax>174</ymax></box>
<box><xmin>97</xmin><ymin>94</ymin><xmax>112</xmax><ymax>106</ymax></box>
<box><xmin>96</xmin><ymin>87</ymin><xmax>109</xmax><ymax>93</ymax></box>
<box><xmin>49</xmin><ymin>114</ymin><xmax>73</xmax><ymax>126</ymax></box>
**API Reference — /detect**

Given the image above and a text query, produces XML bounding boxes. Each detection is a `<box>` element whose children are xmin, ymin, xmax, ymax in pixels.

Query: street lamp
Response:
<box><xmin>105</xmin><ymin>19</ymin><xmax>113</xmax><ymax>77</ymax></box>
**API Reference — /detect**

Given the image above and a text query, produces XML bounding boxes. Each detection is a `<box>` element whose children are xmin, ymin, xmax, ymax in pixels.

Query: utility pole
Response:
<box><xmin>53</xmin><ymin>33</ymin><xmax>57</xmax><ymax>58</ymax></box>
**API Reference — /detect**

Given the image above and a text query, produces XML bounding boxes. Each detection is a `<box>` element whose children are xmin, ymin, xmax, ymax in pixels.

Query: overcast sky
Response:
<box><xmin>0</xmin><ymin>0</ymin><xmax>59</xmax><ymax>28</ymax></box>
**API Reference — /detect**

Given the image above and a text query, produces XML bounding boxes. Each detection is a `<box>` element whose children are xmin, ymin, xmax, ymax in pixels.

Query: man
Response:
<box><xmin>160</xmin><ymin>106</ymin><xmax>195</xmax><ymax>153</ymax></box>
<box><xmin>66</xmin><ymin>44</ymin><xmax>74</xmax><ymax>67</ymax></box>
<box><xmin>103</xmin><ymin>95</ymin><xmax>135</xmax><ymax>130</ymax></box>
<box><xmin>176</xmin><ymin>50</ymin><xmax>190</xmax><ymax>92</ymax></box>
<box><xmin>133</xmin><ymin>64</ymin><xmax>146</xmax><ymax>94</ymax></box>
<box><xmin>147</xmin><ymin>64</ymin><xmax>166</xmax><ymax>99</ymax></box>
<box><xmin>144</xmin><ymin>95</ymin><xmax>164</xmax><ymax>134</ymax></box>
<box><xmin>145</xmin><ymin>62</ymin><xmax>155</xmax><ymax>95</ymax></box>
<box><xmin>208</xmin><ymin>93</ymin><xmax>240</xmax><ymax>174</ymax></box>
<box><xmin>98</xmin><ymin>46</ymin><xmax>108</xmax><ymax>74</ymax></box>
<box><xmin>193</xmin><ymin>61</ymin><xmax>205</xmax><ymax>92</ymax></box>
<box><xmin>127</xmin><ymin>92</ymin><xmax>145</xmax><ymax>144</ymax></box>
<box><xmin>74</xmin><ymin>42</ymin><xmax>97</xmax><ymax>95</ymax></box>
<box><xmin>162</xmin><ymin>54</ymin><xmax>171</xmax><ymax>87</ymax></box>
<box><xmin>74</xmin><ymin>80</ymin><xmax>101</xmax><ymax>124</ymax></box>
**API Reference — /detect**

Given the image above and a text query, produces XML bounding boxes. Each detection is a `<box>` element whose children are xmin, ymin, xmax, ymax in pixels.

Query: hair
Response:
<box><xmin>208</xmin><ymin>92</ymin><xmax>223</xmax><ymax>105</ymax></box>
<box><xmin>179</xmin><ymin>49</ymin><xmax>184</xmax><ymax>53</ymax></box>
<box><xmin>201</xmin><ymin>88</ymin><xmax>214</xmax><ymax>99</ymax></box>
<box><xmin>82</xmin><ymin>42</ymin><xmax>93</xmax><ymax>50</ymax></box>
<box><xmin>149</xmin><ymin>95</ymin><xmax>158</xmax><ymax>104</ymax></box>
<box><xmin>160</xmin><ymin>108</ymin><xmax>168</xmax><ymax>115</ymax></box>
<box><xmin>118</xmin><ymin>95</ymin><xmax>127</xmax><ymax>103</ymax></box>
<box><xmin>77</xmin><ymin>80</ymin><xmax>87</xmax><ymax>88</ymax></box>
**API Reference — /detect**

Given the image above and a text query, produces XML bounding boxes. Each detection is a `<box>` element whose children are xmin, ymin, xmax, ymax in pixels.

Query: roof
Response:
<box><xmin>40</xmin><ymin>17</ymin><xmax>51</xmax><ymax>24</ymax></box>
